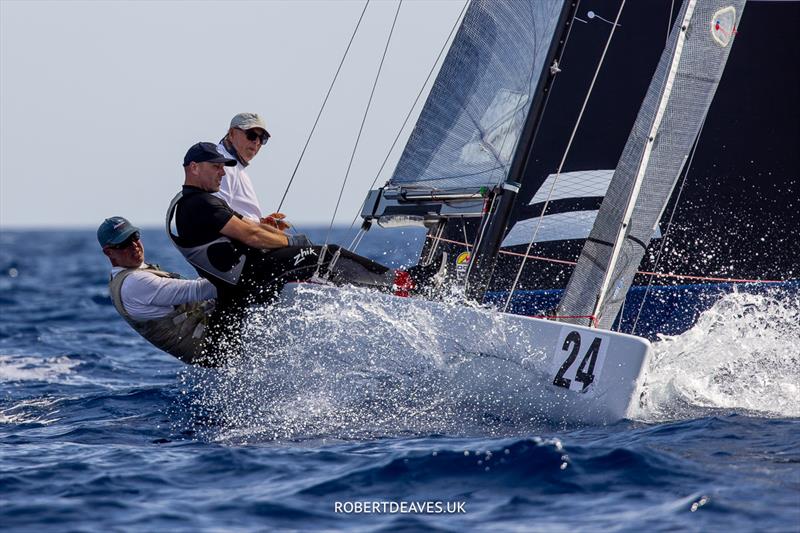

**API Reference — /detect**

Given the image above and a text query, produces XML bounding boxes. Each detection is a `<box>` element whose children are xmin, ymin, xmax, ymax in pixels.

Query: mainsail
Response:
<box><xmin>387</xmin><ymin>0</ymin><xmax>566</xmax><ymax>193</ymax></box>
<box><xmin>556</xmin><ymin>0</ymin><xmax>746</xmax><ymax>328</ymax></box>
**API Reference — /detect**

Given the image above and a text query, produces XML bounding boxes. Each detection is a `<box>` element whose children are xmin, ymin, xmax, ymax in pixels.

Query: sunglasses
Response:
<box><xmin>240</xmin><ymin>128</ymin><xmax>270</xmax><ymax>145</ymax></box>
<box><xmin>108</xmin><ymin>231</ymin><xmax>140</xmax><ymax>250</ymax></box>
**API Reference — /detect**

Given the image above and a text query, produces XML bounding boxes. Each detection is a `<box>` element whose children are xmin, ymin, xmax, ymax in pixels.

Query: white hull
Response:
<box><xmin>266</xmin><ymin>283</ymin><xmax>651</xmax><ymax>425</ymax></box>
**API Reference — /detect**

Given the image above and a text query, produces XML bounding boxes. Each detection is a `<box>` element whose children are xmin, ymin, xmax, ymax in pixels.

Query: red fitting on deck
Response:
<box><xmin>393</xmin><ymin>270</ymin><xmax>415</xmax><ymax>297</ymax></box>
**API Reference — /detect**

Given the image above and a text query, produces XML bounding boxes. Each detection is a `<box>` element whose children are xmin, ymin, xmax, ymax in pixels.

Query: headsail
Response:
<box><xmin>557</xmin><ymin>0</ymin><xmax>746</xmax><ymax>328</ymax></box>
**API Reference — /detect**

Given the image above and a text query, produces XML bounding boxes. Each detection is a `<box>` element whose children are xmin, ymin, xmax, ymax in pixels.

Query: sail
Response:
<box><xmin>556</xmin><ymin>0</ymin><xmax>746</xmax><ymax>328</ymax></box>
<box><xmin>388</xmin><ymin>0</ymin><xmax>566</xmax><ymax>192</ymax></box>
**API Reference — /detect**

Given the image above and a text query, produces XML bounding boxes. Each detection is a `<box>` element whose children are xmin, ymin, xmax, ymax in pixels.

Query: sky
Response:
<box><xmin>0</xmin><ymin>0</ymin><xmax>466</xmax><ymax>228</ymax></box>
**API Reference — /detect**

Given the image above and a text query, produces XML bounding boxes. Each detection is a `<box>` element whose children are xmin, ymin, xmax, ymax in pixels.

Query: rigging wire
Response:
<box><xmin>667</xmin><ymin>0</ymin><xmax>676</xmax><ymax>46</ymax></box>
<box><xmin>276</xmin><ymin>0</ymin><xmax>371</xmax><ymax>214</ymax></box>
<box><xmin>462</xmin><ymin>216</ymin><xmax>472</xmax><ymax>249</ymax></box>
<box><xmin>630</xmin><ymin>117</ymin><xmax>706</xmax><ymax>335</ymax></box>
<box><xmin>347</xmin><ymin>0</ymin><xmax>470</xmax><ymax>252</ymax></box>
<box><xmin>502</xmin><ymin>0</ymin><xmax>627</xmax><ymax>312</ymax></box>
<box><xmin>323</xmin><ymin>0</ymin><xmax>403</xmax><ymax>246</ymax></box>
<box><xmin>464</xmin><ymin>193</ymin><xmax>500</xmax><ymax>292</ymax></box>
<box><xmin>316</xmin><ymin>0</ymin><xmax>403</xmax><ymax>278</ymax></box>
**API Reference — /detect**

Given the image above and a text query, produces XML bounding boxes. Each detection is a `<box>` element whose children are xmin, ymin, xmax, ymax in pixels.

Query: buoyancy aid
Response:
<box><xmin>109</xmin><ymin>265</ymin><xmax>214</xmax><ymax>365</ymax></box>
<box><xmin>166</xmin><ymin>191</ymin><xmax>247</xmax><ymax>285</ymax></box>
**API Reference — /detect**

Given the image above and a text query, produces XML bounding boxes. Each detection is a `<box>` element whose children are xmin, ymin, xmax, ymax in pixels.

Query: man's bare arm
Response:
<box><xmin>254</xmin><ymin>220</ymin><xmax>286</xmax><ymax>235</ymax></box>
<box><xmin>220</xmin><ymin>216</ymin><xmax>288</xmax><ymax>249</ymax></box>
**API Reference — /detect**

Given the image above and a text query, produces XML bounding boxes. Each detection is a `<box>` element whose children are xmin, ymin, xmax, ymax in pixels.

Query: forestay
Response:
<box><xmin>557</xmin><ymin>0</ymin><xmax>745</xmax><ymax>329</ymax></box>
<box><xmin>389</xmin><ymin>0</ymin><xmax>565</xmax><ymax>192</ymax></box>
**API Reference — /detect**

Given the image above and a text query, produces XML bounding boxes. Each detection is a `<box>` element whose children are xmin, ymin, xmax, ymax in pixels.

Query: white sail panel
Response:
<box><xmin>529</xmin><ymin>170</ymin><xmax>614</xmax><ymax>204</ymax></box>
<box><xmin>503</xmin><ymin>211</ymin><xmax>601</xmax><ymax>246</ymax></box>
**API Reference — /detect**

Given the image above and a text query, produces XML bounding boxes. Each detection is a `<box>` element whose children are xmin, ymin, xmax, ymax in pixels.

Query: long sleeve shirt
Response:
<box><xmin>110</xmin><ymin>265</ymin><xmax>216</xmax><ymax>321</ymax></box>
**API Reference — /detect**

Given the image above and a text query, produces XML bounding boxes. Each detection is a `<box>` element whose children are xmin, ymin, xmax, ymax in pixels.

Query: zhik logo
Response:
<box><xmin>293</xmin><ymin>247</ymin><xmax>317</xmax><ymax>266</ymax></box>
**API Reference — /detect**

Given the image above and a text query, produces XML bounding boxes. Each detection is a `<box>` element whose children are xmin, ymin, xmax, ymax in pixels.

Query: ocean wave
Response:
<box><xmin>0</xmin><ymin>354</ymin><xmax>84</xmax><ymax>384</ymax></box>
<box><xmin>634</xmin><ymin>288</ymin><xmax>800</xmax><ymax>421</ymax></box>
<box><xmin>0</xmin><ymin>396</ymin><xmax>66</xmax><ymax>425</ymax></box>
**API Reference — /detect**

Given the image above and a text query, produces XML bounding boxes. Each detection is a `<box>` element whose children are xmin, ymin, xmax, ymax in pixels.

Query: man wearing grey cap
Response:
<box><xmin>216</xmin><ymin>112</ymin><xmax>288</xmax><ymax>230</ymax></box>
<box><xmin>98</xmin><ymin>216</ymin><xmax>218</xmax><ymax>366</ymax></box>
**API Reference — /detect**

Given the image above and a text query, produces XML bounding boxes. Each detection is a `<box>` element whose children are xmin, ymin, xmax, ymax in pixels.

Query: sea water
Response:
<box><xmin>1</xmin><ymin>228</ymin><xmax>798</xmax><ymax>532</ymax></box>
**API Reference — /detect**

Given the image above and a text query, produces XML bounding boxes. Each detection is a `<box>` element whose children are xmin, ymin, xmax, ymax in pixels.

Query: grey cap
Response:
<box><xmin>230</xmin><ymin>112</ymin><xmax>268</xmax><ymax>132</ymax></box>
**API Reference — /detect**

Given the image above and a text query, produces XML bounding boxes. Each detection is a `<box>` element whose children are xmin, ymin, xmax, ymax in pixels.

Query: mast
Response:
<box><xmin>464</xmin><ymin>0</ymin><xmax>580</xmax><ymax>301</ymax></box>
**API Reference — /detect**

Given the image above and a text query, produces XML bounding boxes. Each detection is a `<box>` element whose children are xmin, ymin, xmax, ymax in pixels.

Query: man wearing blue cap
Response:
<box><xmin>167</xmin><ymin>142</ymin><xmax>403</xmax><ymax>310</ymax></box>
<box><xmin>99</xmin><ymin>216</ymin><xmax>218</xmax><ymax>365</ymax></box>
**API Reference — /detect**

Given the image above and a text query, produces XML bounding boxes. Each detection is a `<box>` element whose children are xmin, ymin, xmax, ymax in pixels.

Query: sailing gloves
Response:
<box><xmin>287</xmin><ymin>233</ymin><xmax>313</xmax><ymax>247</ymax></box>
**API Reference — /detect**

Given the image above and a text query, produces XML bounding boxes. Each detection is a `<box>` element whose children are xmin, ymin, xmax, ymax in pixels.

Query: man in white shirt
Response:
<box><xmin>99</xmin><ymin>216</ymin><xmax>218</xmax><ymax>365</ymax></box>
<box><xmin>216</xmin><ymin>112</ymin><xmax>290</xmax><ymax>231</ymax></box>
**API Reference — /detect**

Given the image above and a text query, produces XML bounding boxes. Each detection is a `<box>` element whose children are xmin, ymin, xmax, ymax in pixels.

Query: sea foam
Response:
<box><xmin>633</xmin><ymin>287</ymin><xmax>800</xmax><ymax>421</ymax></box>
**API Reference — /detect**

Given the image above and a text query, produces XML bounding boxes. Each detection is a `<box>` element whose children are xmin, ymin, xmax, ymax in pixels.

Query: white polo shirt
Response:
<box><xmin>214</xmin><ymin>142</ymin><xmax>263</xmax><ymax>221</ymax></box>
<box><xmin>110</xmin><ymin>265</ymin><xmax>217</xmax><ymax>321</ymax></box>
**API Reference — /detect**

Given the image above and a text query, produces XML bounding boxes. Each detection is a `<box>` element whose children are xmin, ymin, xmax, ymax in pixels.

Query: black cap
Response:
<box><xmin>183</xmin><ymin>142</ymin><xmax>237</xmax><ymax>167</ymax></box>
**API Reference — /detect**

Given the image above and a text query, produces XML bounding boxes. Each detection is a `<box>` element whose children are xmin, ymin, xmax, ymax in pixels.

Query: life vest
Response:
<box><xmin>166</xmin><ymin>191</ymin><xmax>247</xmax><ymax>285</ymax></box>
<box><xmin>109</xmin><ymin>265</ymin><xmax>215</xmax><ymax>365</ymax></box>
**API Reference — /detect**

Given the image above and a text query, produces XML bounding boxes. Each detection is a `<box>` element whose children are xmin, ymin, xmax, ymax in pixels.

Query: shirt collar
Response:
<box><xmin>220</xmin><ymin>137</ymin><xmax>248</xmax><ymax>168</ymax></box>
<box><xmin>111</xmin><ymin>263</ymin><xmax>152</xmax><ymax>276</ymax></box>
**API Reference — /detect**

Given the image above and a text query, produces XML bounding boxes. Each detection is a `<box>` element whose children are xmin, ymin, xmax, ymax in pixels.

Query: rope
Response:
<box><xmin>321</xmin><ymin>0</ymin><xmax>403</xmax><ymax>251</ymax></box>
<box><xmin>276</xmin><ymin>0</ymin><xmax>371</xmax><ymax>213</ymax></box>
<box><xmin>503</xmin><ymin>0</ymin><xmax>627</xmax><ymax>312</ymax></box>
<box><xmin>347</xmin><ymin>226</ymin><xmax>364</xmax><ymax>251</ymax></box>
<box><xmin>426</xmin><ymin>234</ymin><xmax>787</xmax><ymax>285</ymax></box>
<box><xmin>348</xmin><ymin>0</ymin><xmax>470</xmax><ymax>249</ymax></box>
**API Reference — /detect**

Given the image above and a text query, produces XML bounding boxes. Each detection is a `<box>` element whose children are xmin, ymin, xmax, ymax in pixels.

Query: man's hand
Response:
<box><xmin>261</xmin><ymin>212</ymin><xmax>291</xmax><ymax>230</ymax></box>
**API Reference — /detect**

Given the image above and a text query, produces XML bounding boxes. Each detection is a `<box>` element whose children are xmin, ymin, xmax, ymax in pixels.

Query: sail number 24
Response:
<box><xmin>552</xmin><ymin>329</ymin><xmax>609</xmax><ymax>393</ymax></box>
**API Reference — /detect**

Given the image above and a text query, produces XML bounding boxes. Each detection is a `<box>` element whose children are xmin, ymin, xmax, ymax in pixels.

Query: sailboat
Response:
<box><xmin>351</xmin><ymin>0</ymin><xmax>797</xmax><ymax>337</ymax></box>
<box><xmin>255</xmin><ymin>0</ymin><xmax>788</xmax><ymax>424</ymax></box>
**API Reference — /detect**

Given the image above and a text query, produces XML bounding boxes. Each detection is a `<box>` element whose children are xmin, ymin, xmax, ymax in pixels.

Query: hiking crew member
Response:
<box><xmin>98</xmin><ymin>216</ymin><xmax>218</xmax><ymax>366</ymax></box>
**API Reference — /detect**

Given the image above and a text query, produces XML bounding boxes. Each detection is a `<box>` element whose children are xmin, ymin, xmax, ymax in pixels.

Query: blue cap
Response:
<box><xmin>97</xmin><ymin>216</ymin><xmax>140</xmax><ymax>247</ymax></box>
<box><xmin>183</xmin><ymin>142</ymin><xmax>237</xmax><ymax>167</ymax></box>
